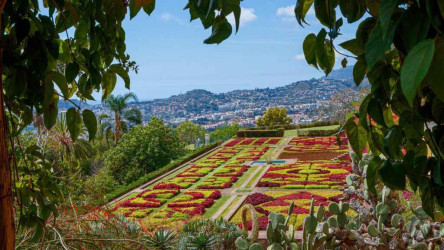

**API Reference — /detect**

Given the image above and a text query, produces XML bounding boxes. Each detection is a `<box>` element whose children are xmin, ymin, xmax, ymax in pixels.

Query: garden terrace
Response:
<box><xmin>109</xmin><ymin>135</ymin><xmax>352</xmax><ymax>233</ymax></box>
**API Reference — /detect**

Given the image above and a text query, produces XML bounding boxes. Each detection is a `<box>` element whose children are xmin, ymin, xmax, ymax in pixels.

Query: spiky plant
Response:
<box><xmin>145</xmin><ymin>228</ymin><xmax>177</xmax><ymax>250</ymax></box>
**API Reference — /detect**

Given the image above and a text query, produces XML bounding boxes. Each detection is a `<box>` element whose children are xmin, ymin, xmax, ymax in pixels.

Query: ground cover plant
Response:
<box><xmin>230</xmin><ymin>190</ymin><xmax>348</xmax><ymax>230</ymax></box>
<box><xmin>257</xmin><ymin>161</ymin><xmax>351</xmax><ymax>189</ymax></box>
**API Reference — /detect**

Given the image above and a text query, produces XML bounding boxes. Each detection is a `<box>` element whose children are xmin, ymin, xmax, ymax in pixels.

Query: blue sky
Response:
<box><xmin>104</xmin><ymin>0</ymin><xmax>359</xmax><ymax>101</ymax></box>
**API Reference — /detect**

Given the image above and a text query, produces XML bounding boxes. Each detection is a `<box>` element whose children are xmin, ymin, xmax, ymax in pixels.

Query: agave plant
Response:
<box><xmin>144</xmin><ymin>228</ymin><xmax>177</xmax><ymax>250</ymax></box>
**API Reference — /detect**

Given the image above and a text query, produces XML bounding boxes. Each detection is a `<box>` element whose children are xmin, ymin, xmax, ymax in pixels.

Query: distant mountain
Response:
<box><xmin>325</xmin><ymin>66</ymin><xmax>353</xmax><ymax>80</ymax></box>
<box><xmin>58</xmin><ymin>99</ymin><xmax>90</xmax><ymax>109</ymax></box>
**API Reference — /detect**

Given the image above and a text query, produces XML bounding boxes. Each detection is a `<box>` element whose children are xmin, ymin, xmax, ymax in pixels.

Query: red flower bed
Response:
<box><xmin>245</xmin><ymin>193</ymin><xmax>274</xmax><ymax>206</ymax></box>
<box><xmin>254</xmin><ymin>138</ymin><xmax>269</xmax><ymax>146</ymax></box>
<box><xmin>153</xmin><ymin>183</ymin><xmax>182</xmax><ymax>190</ymax></box>
<box><xmin>240</xmin><ymin>138</ymin><xmax>255</xmax><ymax>145</ymax></box>
<box><xmin>266</xmin><ymin>138</ymin><xmax>281</xmax><ymax>145</ymax></box>
<box><xmin>225</xmin><ymin>138</ymin><xmax>244</xmax><ymax>147</ymax></box>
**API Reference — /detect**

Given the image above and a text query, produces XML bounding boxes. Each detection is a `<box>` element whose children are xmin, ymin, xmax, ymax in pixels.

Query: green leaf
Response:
<box><xmin>129</xmin><ymin>0</ymin><xmax>142</xmax><ymax>19</ymax></box>
<box><xmin>379</xmin><ymin>0</ymin><xmax>397</xmax><ymax>40</ymax></box>
<box><xmin>339</xmin><ymin>39</ymin><xmax>364</xmax><ymax>56</ymax></box>
<box><xmin>295</xmin><ymin>0</ymin><xmax>315</xmax><ymax>26</ymax></box>
<box><xmin>103</xmin><ymin>0</ymin><xmax>126</xmax><ymax>21</ymax></box>
<box><xmin>366</xmin><ymin>156</ymin><xmax>382</xmax><ymax>195</ymax></box>
<box><xmin>232</xmin><ymin>5</ymin><xmax>241</xmax><ymax>33</ymax></box>
<box><xmin>82</xmin><ymin>109</ymin><xmax>97</xmax><ymax>141</ymax></box>
<box><xmin>65</xmin><ymin>62</ymin><xmax>79</xmax><ymax>83</ymax></box>
<box><xmin>344</xmin><ymin>117</ymin><xmax>367</xmax><ymax>159</ymax></box>
<box><xmin>43</xmin><ymin>82</ymin><xmax>59</xmax><ymax>130</ymax></box>
<box><xmin>365</xmin><ymin>23</ymin><xmax>386</xmax><ymax>67</ymax></box>
<box><xmin>204</xmin><ymin>18</ymin><xmax>232</xmax><ymax>44</ymax></box>
<box><xmin>108</xmin><ymin>64</ymin><xmax>130</xmax><ymax>89</ymax></box>
<box><xmin>46</xmin><ymin>71</ymin><xmax>68</xmax><ymax>98</ymax></box>
<box><xmin>4</xmin><ymin>69</ymin><xmax>27</xmax><ymax>98</ymax></box>
<box><xmin>303</xmin><ymin>33</ymin><xmax>318</xmax><ymax>69</ymax></box>
<box><xmin>384</xmin><ymin>126</ymin><xmax>405</xmax><ymax>160</ymax></box>
<box><xmin>339</xmin><ymin>0</ymin><xmax>366</xmax><ymax>23</ymax></box>
<box><xmin>102</xmin><ymin>72</ymin><xmax>117</xmax><ymax>101</ymax></box>
<box><xmin>142</xmin><ymin>0</ymin><xmax>156</xmax><ymax>15</ymax></box>
<box><xmin>379</xmin><ymin>160</ymin><xmax>406</xmax><ymax>190</ymax></box>
<box><xmin>66</xmin><ymin>108</ymin><xmax>82</xmax><ymax>141</ymax></box>
<box><xmin>353</xmin><ymin>56</ymin><xmax>366</xmax><ymax>87</ymax></box>
<box><xmin>398</xmin><ymin>6</ymin><xmax>431</xmax><ymax>51</ymax></box>
<box><xmin>314</xmin><ymin>0</ymin><xmax>336</xmax><ymax>28</ymax></box>
<box><xmin>341</xmin><ymin>58</ymin><xmax>347</xmax><ymax>68</ymax></box>
<box><xmin>315</xmin><ymin>29</ymin><xmax>335</xmax><ymax>75</ymax></box>
<box><xmin>328</xmin><ymin>202</ymin><xmax>340</xmax><ymax>215</ymax></box>
<box><xmin>401</xmin><ymin>39</ymin><xmax>435</xmax><ymax>106</ymax></box>
<box><xmin>426</xmin><ymin>38</ymin><xmax>444</xmax><ymax>102</ymax></box>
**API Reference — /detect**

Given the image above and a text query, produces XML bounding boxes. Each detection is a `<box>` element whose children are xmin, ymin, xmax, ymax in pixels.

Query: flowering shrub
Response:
<box><xmin>176</xmin><ymin>166</ymin><xmax>214</xmax><ymax>177</ymax></box>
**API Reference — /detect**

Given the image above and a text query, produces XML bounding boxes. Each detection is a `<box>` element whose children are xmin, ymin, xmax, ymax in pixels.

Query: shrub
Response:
<box><xmin>104</xmin><ymin>143</ymin><xmax>220</xmax><ymax>202</ymax></box>
<box><xmin>298</xmin><ymin>129</ymin><xmax>338</xmax><ymax>137</ymax></box>
<box><xmin>236</xmin><ymin>129</ymin><xmax>284</xmax><ymax>137</ymax></box>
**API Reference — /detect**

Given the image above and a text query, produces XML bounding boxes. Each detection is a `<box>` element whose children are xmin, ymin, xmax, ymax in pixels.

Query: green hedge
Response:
<box><xmin>298</xmin><ymin>129</ymin><xmax>338</xmax><ymax>137</ymax></box>
<box><xmin>104</xmin><ymin>142</ymin><xmax>220</xmax><ymax>203</ymax></box>
<box><xmin>236</xmin><ymin>129</ymin><xmax>284</xmax><ymax>137</ymax></box>
<box><xmin>296</xmin><ymin>121</ymin><xmax>340</xmax><ymax>129</ymax></box>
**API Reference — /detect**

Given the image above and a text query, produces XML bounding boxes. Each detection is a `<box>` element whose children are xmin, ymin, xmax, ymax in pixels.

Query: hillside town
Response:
<box><xmin>81</xmin><ymin>67</ymin><xmax>361</xmax><ymax>130</ymax></box>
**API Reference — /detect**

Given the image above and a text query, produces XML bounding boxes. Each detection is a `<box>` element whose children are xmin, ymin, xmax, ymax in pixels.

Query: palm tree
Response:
<box><xmin>103</xmin><ymin>92</ymin><xmax>140</xmax><ymax>144</ymax></box>
<box><xmin>50</xmin><ymin>114</ymin><xmax>93</xmax><ymax>174</ymax></box>
<box><xmin>97</xmin><ymin>114</ymin><xmax>114</xmax><ymax>144</ymax></box>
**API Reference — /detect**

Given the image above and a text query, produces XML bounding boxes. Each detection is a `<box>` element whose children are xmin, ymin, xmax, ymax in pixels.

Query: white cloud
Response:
<box><xmin>276</xmin><ymin>5</ymin><xmax>295</xmax><ymax>17</ymax></box>
<box><xmin>294</xmin><ymin>54</ymin><xmax>305</xmax><ymax>60</ymax></box>
<box><xmin>276</xmin><ymin>5</ymin><xmax>314</xmax><ymax>22</ymax></box>
<box><xmin>160</xmin><ymin>12</ymin><xmax>186</xmax><ymax>25</ymax></box>
<box><xmin>227</xmin><ymin>7</ymin><xmax>257</xmax><ymax>27</ymax></box>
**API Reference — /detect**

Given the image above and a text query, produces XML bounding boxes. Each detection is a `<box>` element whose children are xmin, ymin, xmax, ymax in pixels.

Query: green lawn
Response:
<box><xmin>203</xmin><ymin>195</ymin><xmax>231</xmax><ymax>219</ymax></box>
<box><xmin>284</xmin><ymin>125</ymin><xmax>340</xmax><ymax>137</ymax></box>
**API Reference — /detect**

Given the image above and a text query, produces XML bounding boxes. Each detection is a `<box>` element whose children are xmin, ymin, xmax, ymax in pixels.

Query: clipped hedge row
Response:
<box><xmin>236</xmin><ymin>129</ymin><xmax>284</xmax><ymax>137</ymax></box>
<box><xmin>104</xmin><ymin>142</ymin><xmax>221</xmax><ymax>203</ymax></box>
<box><xmin>296</xmin><ymin>120</ymin><xmax>340</xmax><ymax>129</ymax></box>
<box><xmin>298</xmin><ymin>129</ymin><xmax>338</xmax><ymax>137</ymax></box>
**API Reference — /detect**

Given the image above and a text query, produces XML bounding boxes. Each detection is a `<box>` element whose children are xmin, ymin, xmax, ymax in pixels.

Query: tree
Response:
<box><xmin>321</xmin><ymin>87</ymin><xmax>369</xmax><ymax>123</ymax></box>
<box><xmin>211</xmin><ymin>123</ymin><xmax>241</xmax><ymax>142</ymax></box>
<box><xmin>104</xmin><ymin>117</ymin><xmax>184</xmax><ymax>185</ymax></box>
<box><xmin>0</xmin><ymin>0</ymin><xmax>243</xmax><ymax>248</ymax></box>
<box><xmin>103</xmin><ymin>92</ymin><xmax>139</xmax><ymax>144</ymax></box>
<box><xmin>296</xmin><ymin>0</ymin><xmax>444</xmax><ymax>218</ymax></box>
<box><xmin>176</xmin><ymin>121</ymin><xmax>205</xmax><ymax>146</ymax></box>
<box><xmin>256</xmin><ymin>107</ymin><xmax>293</xmax><ymax>128</ymax></box>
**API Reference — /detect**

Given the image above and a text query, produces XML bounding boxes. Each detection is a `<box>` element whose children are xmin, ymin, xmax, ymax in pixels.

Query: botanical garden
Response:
<box><xmin>1</xmin><ymin>0</ymin><xmax>444</xmax><ymax>249</ymax></box>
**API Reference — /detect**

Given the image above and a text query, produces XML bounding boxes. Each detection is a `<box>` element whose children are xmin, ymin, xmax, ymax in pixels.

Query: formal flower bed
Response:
<box><xmin>196</xmin><ymin>176</ymin><xmax>238</xmax><ymax>189</ymax></box>
<box><xmin>257</xmin><ymin>161</ymin><xmax>350</xmax><ymax>189</ymax></box>
<box><xmin>230</xmin><ymin>190</ymin><xmax>350</xmax><ymax>230</ymax></box>
<box><xmin>214</xmin><ymin>165</ymin><xmax>249</xmax><ymax>177</ymax></box>
<box><xmin>234</xmin><ymin>147</ymin><xmax>269</xmax><ymax>162</ymax></box>
<box><xmin>266</xmin><ymin>138</ymin><xmax>281</xmax><ymax>145</ymax></box>
<box><xmin>253</xmin><ymin>137</ymin><xmax>269</xmax><ymax>146</ymax></box>
<box><xmin>176</xmin><ymin>166</ymin><xmax>214</xmax><ymax>177</ymax></box>
<box><xmin>225</xmin><ymin>138</ymin><xmax>245</xmax><ymax>147</ymax></box>
<box><xmin>240</xmin><ymin>138</ymin><xmax>256</xmax><ymax>145</ymax></box>
<box><xmin>288</xmin><ymin>136</ymin><xmax>347</xmax><ymax>147</ymax></box>
<box><xmin>111</xmin><ymin>189</ymin><xmax>181</xmax><ymax>219</ymax></box>
<box><xmin>153</xmin><ymin>176</ymin><xmax>200</xmax><ymax>190</ymax></box>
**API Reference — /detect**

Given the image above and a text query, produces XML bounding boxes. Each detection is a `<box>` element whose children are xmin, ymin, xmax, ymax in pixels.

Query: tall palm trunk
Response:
<box><xmin>0</xmin><ymin>1</ymin><xmax>16</xmax><ymax>249</ymax></box>
<box><xmin>114</xmin><ymin>112</ymin><xmax>120</xmax><ymax>145</ymax></box>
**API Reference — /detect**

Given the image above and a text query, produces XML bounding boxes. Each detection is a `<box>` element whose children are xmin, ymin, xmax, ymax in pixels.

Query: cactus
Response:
<box><xmin>241</xmin><ymin>204</ymin><xmax>259</xmax><ymax>243</ymax></box>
